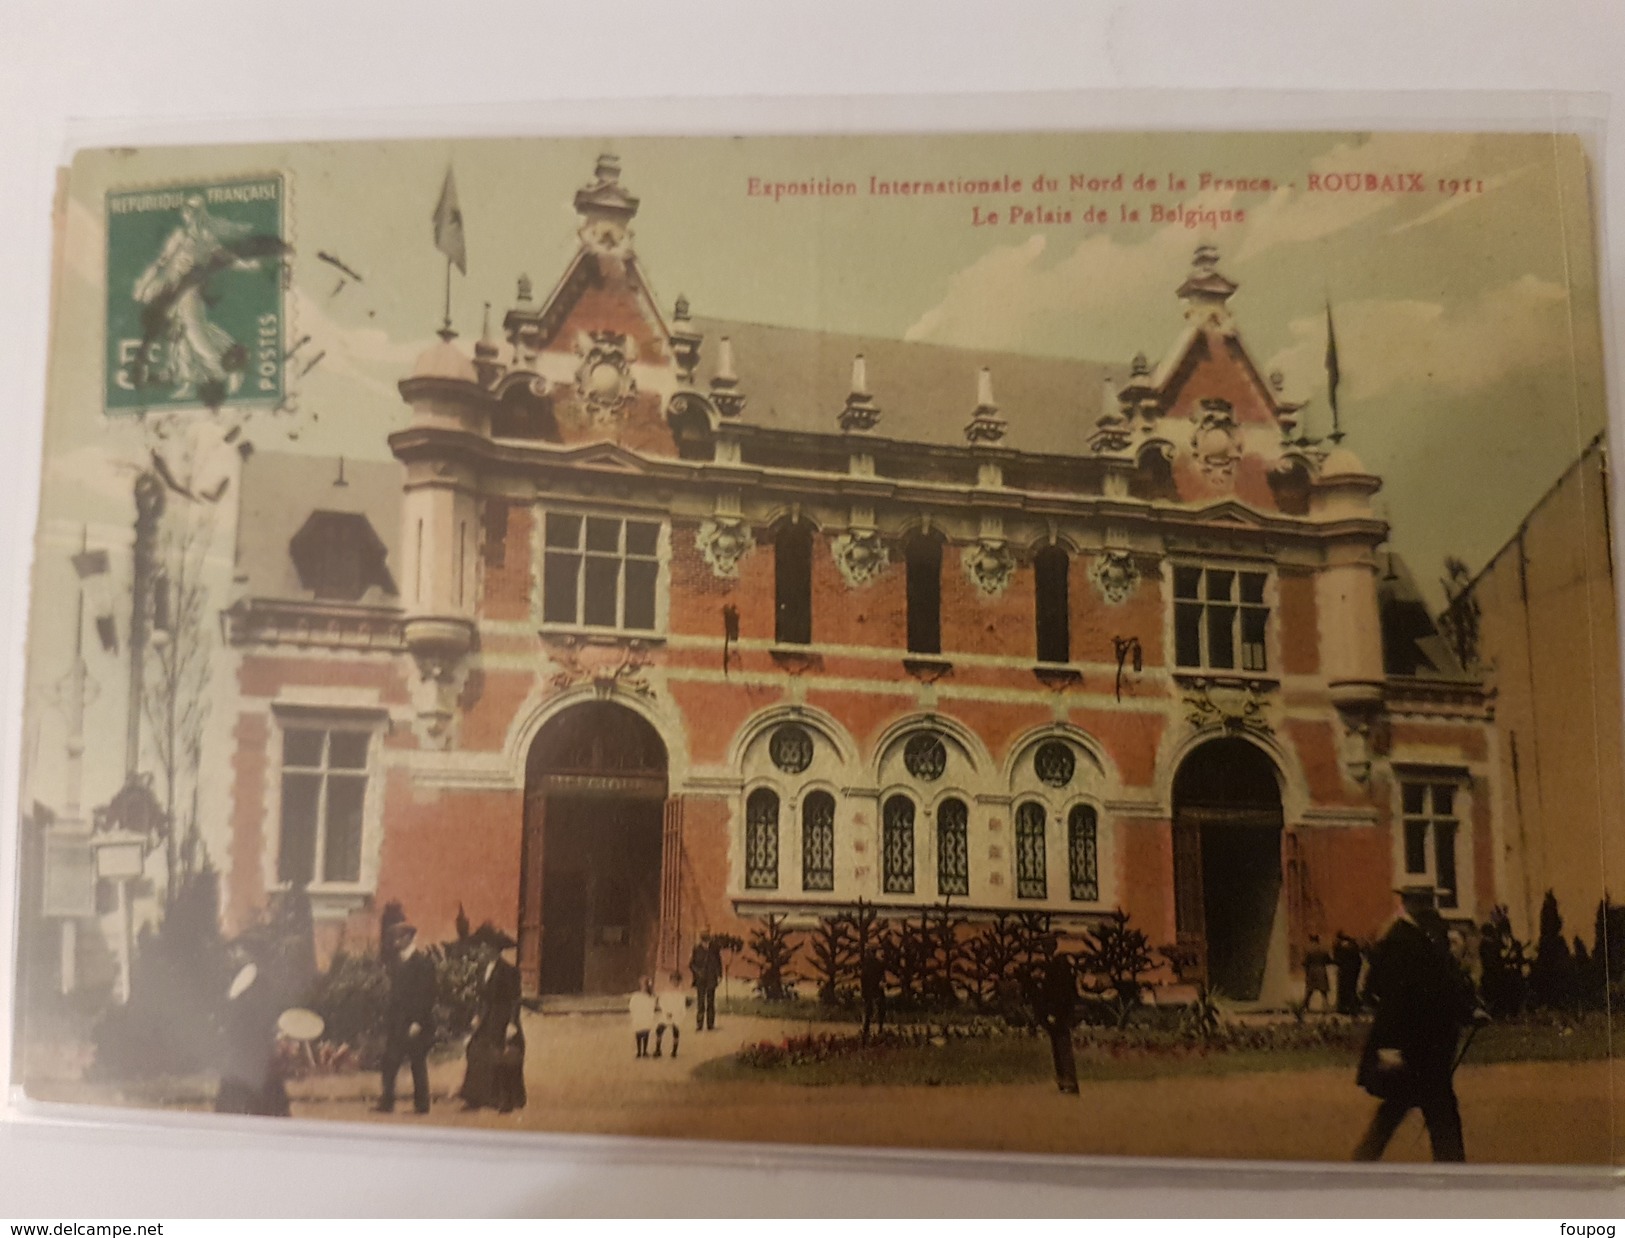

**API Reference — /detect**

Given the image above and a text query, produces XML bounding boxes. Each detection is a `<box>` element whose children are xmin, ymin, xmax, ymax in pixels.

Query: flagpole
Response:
<box><xmin>441</xmin><ymin>254</ymin><xmax>453</xmax><ymax>341</ymax></box>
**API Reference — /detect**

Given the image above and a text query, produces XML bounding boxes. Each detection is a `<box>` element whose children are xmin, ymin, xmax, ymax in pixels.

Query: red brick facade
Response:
<box><xmin>222</xmin><ymin>157</ymin><xmax>1498</xmax><ymax>1006</ymax></box>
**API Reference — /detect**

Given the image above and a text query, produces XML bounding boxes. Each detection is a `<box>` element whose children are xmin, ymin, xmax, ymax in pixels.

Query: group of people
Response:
<box><xmin>371</xmin><ymin>919</ymin><xmax>528</xmax><ymax>1118</ymax></box>
<box><xmin>1301</xmin><ymin>930</ymin><xmax>1371</xmax><ymax>1015</ymax></box>
<box><xmin>1032</xmin><ymin>883</ymin><xmax>1485</xmax><ymax>1163</ymax></box>
<box><xmin>627</xmin><ymin>932</ymin><xmax>725</xmax><ymax>1058</ymax></box>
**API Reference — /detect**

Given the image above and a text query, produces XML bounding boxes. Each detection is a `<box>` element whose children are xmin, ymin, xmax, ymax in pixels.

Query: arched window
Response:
<box><xmin>775</xmin><ymin>522</ymin><xmax>813</xmax><ymax>645</ymax></box>
<box><xmin>745</xmin><ymin>788</ymin><xmax>780</xmax><ymax>890</ymax></box>
<box><xmin>801</xmin><ymin>791</ymin><xmax>835</xmax><ymax>891</ymax></box>
<box><xmin>1068</xmin><ymin>804</ymin><xmax>1099</xmax><ymax>901</ymax></box>
<box><xmin>1034</xmin><ymin>545</ymin><xmax>1070</xmax><ymax>663</ymax></box>
<box><xmin>905</xmin><ymin>534</ymin><xmax>942</xmax><ymax>655</ymax></box>
<box><xmin>937</xmin><ymin>798</ymin><xmax>969</xmax><ymax>896</ymax></box>
<box><xmin>882</xmin><ymin>795</ymin><xmax>916</xmax><ymax>895</ymax></box>
<box><xmin>1015</xmin><ymin>801</ymin><xmax>1047</xmax><ymax>899</ymax></box>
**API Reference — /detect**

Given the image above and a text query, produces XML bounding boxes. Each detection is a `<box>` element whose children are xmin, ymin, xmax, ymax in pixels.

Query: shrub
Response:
<box><xmin>748</xmin><ymin>913</ymin><xmax>799</xmax><ymax>1001</ymax></box>
<box><xmin>1076</xmin><ymin>908</ymin><xmax>1156</xmax><ymax>1028</ymax></box>
<box><xmin>1529</xmin><ymin>890</ymin><xmax>1579</xmax><ymax>1013</ymax></box>
<box><xmin>1478</xmin><ymin>904</ymin><xmax>1529</xmax><ymax>1018</ymax></box>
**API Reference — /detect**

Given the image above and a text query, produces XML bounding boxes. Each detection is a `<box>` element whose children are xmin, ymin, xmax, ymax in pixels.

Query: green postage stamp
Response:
<box><xmin>105</xmin><ymin>176</ymin><xmax>286</xmax><ymax>412</ymax></box>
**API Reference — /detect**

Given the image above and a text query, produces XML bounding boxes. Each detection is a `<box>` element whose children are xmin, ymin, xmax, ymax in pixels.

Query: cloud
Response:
<box><xmin>1263</xmin><ymin>274</ymin><xmax>1572</xmax><ymax>403</ymax></box>
<box><xmin>1383</xmin><ymin>162</ymin><xmax>1537</xmax><ymax>237</ymax></box>
<box><xmin>1234</xmin><ymin>132</ymin><xmax>1478</xmax><ymax>263</ymax></box>
<box><xmin>286</xmin><ymin>286</ymin><xmax>428</xmax><ymax>404</ymax></box>
<box><xmin>904</xmin><ymin>190</ymin><xmax>1238</xmax><ymax>351</ymax></box>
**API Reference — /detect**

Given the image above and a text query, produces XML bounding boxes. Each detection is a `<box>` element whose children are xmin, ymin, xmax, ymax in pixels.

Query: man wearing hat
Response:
<box><xmin>377</xmin><ymin>921</ymin><xmax>437</xmax><ymax>1115</ymax></box>
<box><xmin>1353</xmin><ymin>882</ymin><xmax>1480</xmax><ymax>1162</ymax></box>
<box><xmin>1034</xmin><ymin>933</ymin><xmax>1080</xmax><ymax>1096</ymax></box>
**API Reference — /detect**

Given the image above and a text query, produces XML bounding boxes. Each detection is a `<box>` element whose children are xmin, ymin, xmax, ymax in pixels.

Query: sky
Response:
<box><xmin>19</xmin><ymin>128</ymin><xmax>1610</xmax><ymax>835</ymax></box>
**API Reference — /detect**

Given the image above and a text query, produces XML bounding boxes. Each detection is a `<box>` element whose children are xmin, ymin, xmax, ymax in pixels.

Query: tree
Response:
<box><xmin>1477</xmin><ymin>905</ymin><xmax>1528</xmax><ymax>1018</ymax></box>
<box><xmin>1529</xmin><ymin>890</ymin><xmax>1579</xmax><ymax>1013</ymax></box>
<box><xmin>1077</xmin><ymin>908</ymin><xmax>1156</xmax><ymax>1028</ymax></box>
<box><xmin>747</xmin><ymin>914</ymin><xmax>799</xmax><ymax>1002</ymax></box>
<box><xmin>142</xmin><ymin>504</ymin><xmax>216</xmax><ymax>905</ymax></box>
<box><xmin>1438</xmin><ymin>555</ymin><xmax>1482</xmax><ymax>671</ymax></box>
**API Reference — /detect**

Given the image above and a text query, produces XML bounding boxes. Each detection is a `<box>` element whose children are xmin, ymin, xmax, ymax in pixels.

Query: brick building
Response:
<box><xmin>221</xmin><ymin>155</ymin><xmax>1498</xmax><ymax>1006</ymax></box>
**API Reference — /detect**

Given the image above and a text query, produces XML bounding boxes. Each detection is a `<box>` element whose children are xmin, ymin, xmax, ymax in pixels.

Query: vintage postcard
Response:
<box><xmin>8</xmin><ymin>128</ymin><xmax>1622</xmax><ymax>1169</ymax></box>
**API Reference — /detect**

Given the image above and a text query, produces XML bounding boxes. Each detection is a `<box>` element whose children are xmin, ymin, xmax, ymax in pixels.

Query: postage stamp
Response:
<box><xmin>104</xmin><ymin>176</ymin><xmax>286</xmax><ymax>413</ymax></box>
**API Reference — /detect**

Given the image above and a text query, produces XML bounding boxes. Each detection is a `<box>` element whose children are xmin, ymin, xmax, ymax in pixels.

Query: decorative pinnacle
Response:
<box><xmin>1269</xmin><ymin>369</ymin><xmax>1285</xmax><ymax>393</ymax></box>
<box><xmin>674</xmin><ymin>293</ymin><xmax>690</xmax><ymax>323</ymax></box>
<box><xmin>965</xmin><ymin>366</ymin><xmax>1007</xmax><ymax>445</ymax></box>
<box><xmin>517</xmin><ymin>273</ymin><xmax>533</xmax><ymax>303</ymax></box>
<box><xmin>710</xmin><ymin>335</ymin><xmax>745</xmax><ymax>418</ymax></box>
<box><xmin>840</xmin><ymin>353</ymin><xmax>880</xmax><ymax>433</ymax></box>
<box><xmin>1131</xmin><ymin>351</ymin><xmax>1150</xmax><ymax>379</ymax></box>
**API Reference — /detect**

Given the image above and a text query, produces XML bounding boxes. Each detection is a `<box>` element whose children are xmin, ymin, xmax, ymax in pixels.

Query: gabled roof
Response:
<box><xmin>234</xmin><ymin>452</ymin><xmax>403</xmax><ymax>605</ymax></box>
<box><xmin>687</xmin><ymin>316</ymin><xmax>1122</xmax><ymax>455</ymax></box>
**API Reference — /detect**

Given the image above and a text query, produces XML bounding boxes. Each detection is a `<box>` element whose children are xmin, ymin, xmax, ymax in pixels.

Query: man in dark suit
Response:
<box><xmin>859</xmin><ymin>948</ymin><xmax>887</xmax><ymax>1044</ymax></box>
<box><xmin>1034</xmin><ymin>934</ymin><xmax>1080</xmax><ymax>1095</ymax></box>
<box><xmin>1353</xmin><ymin>885</ymin><xmax>1480</xmax><ymax>1162</ymax></box>
<box><xmin>376</xmin><ymin>922</ymin><xmax>437</xmax><ymax>1115</ymax></box>
<box><xmin>690</xmin><ymin>932</ymin><xmax>721</xmax><ymax>1032</ymax></box>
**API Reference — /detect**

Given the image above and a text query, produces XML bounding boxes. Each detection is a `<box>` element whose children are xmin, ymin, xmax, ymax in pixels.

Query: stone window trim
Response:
<box><xmin>881</xmin><ymin>792</ymin><xmax>919</xmax><ymax>896</ymax></box>
<box><xmin>744</xmin><ymin>785</ymin><xmax>781</xmax><ymax>892</ymax></box>
<box><xmin>1171</xmin><ymin>561</ymin><xmax>1273</xmax><ymax>677</ymax></box>
<box><xmin>536</xmin><ymin>505</ymin><xmax>669</xmax><ymax>637</ymax></box>
<box><xmin>265</xmin><ymin>705</ymin><xmax>388</xmax><ymax>915</ymax></box>
<box><xmin>1014</xmin><ymin>799</ymin><xmax>1049</xmax><ymax>899</ymax></box>
<box><xmin>1394</xmin><ymin>771</ymin><xmax>1471</xmax><ymax>913</ymax></box>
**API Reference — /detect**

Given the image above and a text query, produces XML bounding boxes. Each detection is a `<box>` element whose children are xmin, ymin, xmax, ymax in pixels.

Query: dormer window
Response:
<box><xmin>289</xmin><ymin>511</ymin><xmax>395</xmax><ymax>603</ymax></box>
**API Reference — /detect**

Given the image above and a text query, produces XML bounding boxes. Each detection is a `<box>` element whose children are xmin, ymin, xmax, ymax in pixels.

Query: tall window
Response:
<box><xmin>937</xmin><ymin>798</ymin><xmax>969</xmax><ymax>896</ymax></box>
<box><xmin>905</xmin><ymin>534</ymin><xmax>942</xmax><ymax>655</ymax></box>
<box><xmin>542</xmin><ymin>513</ymin><xmax>660</xmax><ymax>631</ymax></box>
<box><xmin>1068</xmin><ymin>804</ymin><xmax>1099</xmax><ymax>901</ymax></box>
<box><xmin>883</xmin><ymin>795</ymin><xmax>916</xmax><ymax>895</ymax></box>
<box><xmin>775</xmin><ymin>522</ymin><xmax>813</xmax><ymax>645</ymax></box>
<box><xmin>1034</xmin><ymin>546</ymin><xmax>1070</xmax><ymax>663</ymax></box>
<box><xmin>1401</xmin><ymin>781</ymin><xmax>1461</xmax><ymax>909</ymax></box>
<box><xmin>801</xmin><ymin>791</ymin><xmax>835</xmax><ymax>891</ymax></box>
<box><xmin>1015</xmin><ymin>802</ymin><xmax>1047</xmax><ymax>899</ymax></box>
<box><xmin>1174</xmin><ymin>565</ymin><xmax>1268</xmax><ymax>672</ymax></box>
<box><xmin>745</xmin><ymin>788</ymin><xmax>780</xmax><ymax>890</ymax></box>
<box><xmin>278</xmin><ymin>726</ymin><xmax>370</xmax><ymax>886</ymax></box>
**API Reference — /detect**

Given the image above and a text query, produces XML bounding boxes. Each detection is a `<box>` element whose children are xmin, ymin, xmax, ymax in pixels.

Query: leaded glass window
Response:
<box><xmin>903</xmin><ymin>733</ymin><xmax>947</xmax><ymax>781</ymax></box>
<box><xmin>1015</xmin><ymin>801</ymin><xmax>1047</xmax><ymax>899</ymax></box>
<box><xmin>1068</xmin><ymin>804</ymin><xmax>1099</xmax><ymax>902</ymax></box>
<box><xmin>801</xmin><ymin>791</ymin><xmax>835</xmax><ymax>891</ymax></box>
<box><xmin>1034</xmin><ymin>741</ymin><xmax>1075</xmax><ymax>788</ymax></box>
<box><xmin>745</xmin><ymin>788</ymin><xmax>779</xmax><ymax>890</ymax></box>
<box><xmin>883</xmin><ymin>795</ymin><xmax>916</xmax><ymax>895</ymax></box>
<box><xmin>770</xmin><ymin>724</ymin><xmax>813</xmax><ymax>774</ymax></box>
<box><xmin>937</xmin><ymin>798</ymin><xmax>969</xmax><ymax>896</ymax></box>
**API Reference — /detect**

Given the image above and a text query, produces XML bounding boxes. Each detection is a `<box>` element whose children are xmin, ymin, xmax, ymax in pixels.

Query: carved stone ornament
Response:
<box><xmin>409</xmin><ymin>653</ymin><xmax>468</xmax><ymax>750</ymax></box>
<box><xmin>1184</xmin><ymin>680</ymin><xmax>1272</xmax><ymax>737</ymax></box>
<box><xmin>1190</xmin><ymin>399</ymin><xmax>1244</xmax><ymax>486</ymax></box>
<box><xmin>696</xmin><ymin>515</ymin><xmax>752</xmax><ymax>579</ymax></box>
<box><xmin>1337</xmin><ymin>710</ymin><xmax>1392</xmax><ymax>786</ymax></box>
<box><xmin>1090</xmin><ymin>550</ymin><xmax>1141</xmax><ymax>605</ymax></box>
<box><xmin>962</xmin><ymin>539</ymin><xmax>1016</xmax><ymax>597</ymax></box>
<box><xmin>832</xmin><ymin>528</ymin><xmax>889</xmax><ymax>588</ymax></box>
<box><xmin>543</xmin><ymin>635</ymin><xmax>655</xmax><ymax>701</ymax></box>
<box><xmin>574</xmin><ymin>330</ymin><xmax>638</xmax><ymax>422</ymax></box>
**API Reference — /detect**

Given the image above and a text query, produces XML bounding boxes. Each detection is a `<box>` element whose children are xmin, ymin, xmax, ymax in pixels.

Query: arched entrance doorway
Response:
<box><xmin>519</xmin><ymin>701</ymin><xmax>667</xmax><ymax>998</ymax></box>
<box><xmin>1171</xmin><ymin>737</ymin><xmax>1285</xmax><ymax>1003</ymax></box>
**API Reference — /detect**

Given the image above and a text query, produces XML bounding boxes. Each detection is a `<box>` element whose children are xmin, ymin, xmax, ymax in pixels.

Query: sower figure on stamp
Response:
<box><xmin>376</xmin><ymin>922</ymin><xmax>436</xmax><ymax>1115</ymax></box>
<box><xmin>1353</xmin><ymin>884</ymin><xmax>1482</xmax><ymax>1163</ymax></box>
<box><xmin>690</xmin><ymin>932</ymin><xmax>721</xmax><ymax>1032</ymax></box>
<box><xmin>1035</xmin><ymin>934</ymin><xmax>1080</xmax><ymax>1095</ymax></box>
<box><xmin>459</xmin><ymin>925</ymin><xmax>526</xmax><ymax>1114</ymax></box>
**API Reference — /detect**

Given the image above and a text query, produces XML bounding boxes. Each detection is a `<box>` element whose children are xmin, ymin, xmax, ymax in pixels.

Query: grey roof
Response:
<box><xmin>233</xmin><ymin>452</ymin><xmax>403</xmax><ymax>604</ymax></box>
<box><xmin>691</xmin><ymin>317</ymin><xmax>1122</xmax><ymax>455</ymax></box>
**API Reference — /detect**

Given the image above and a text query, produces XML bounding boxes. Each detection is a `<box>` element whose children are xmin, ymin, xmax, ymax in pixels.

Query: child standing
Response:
<box><xmin>629</xmin><ymin>976</ymin><xmax>657</xmax><ymax>1058</ymax></box>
